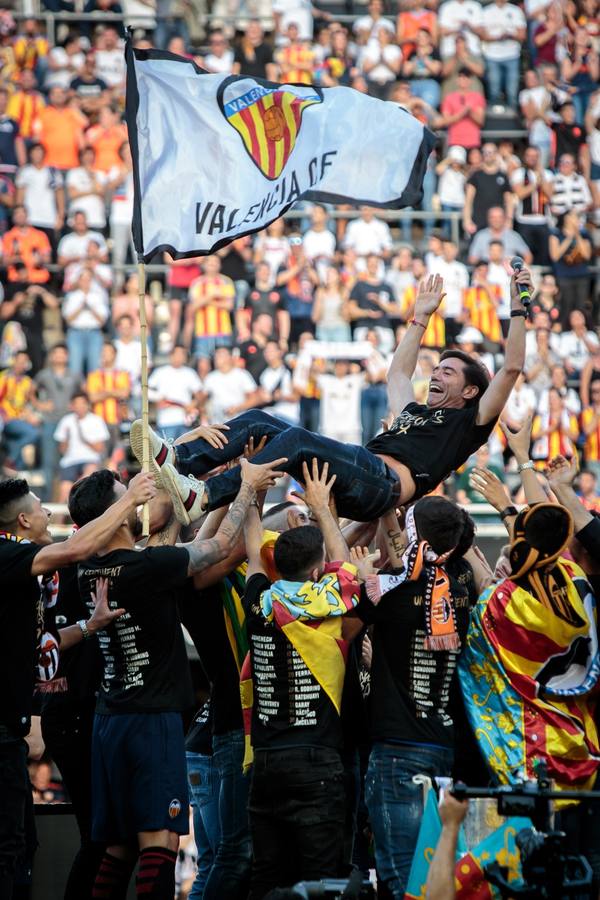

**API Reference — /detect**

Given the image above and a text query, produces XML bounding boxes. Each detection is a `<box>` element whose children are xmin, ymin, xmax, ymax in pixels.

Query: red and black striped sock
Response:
<box><xmin>135</xmin><ymin>846</ymin><xmax>177</xmax><ymax>898</ymax></box>
<box><xmin>92</xmin><ymin>852</ymin><xmax>134</xmax><ymax>899</ymax></box>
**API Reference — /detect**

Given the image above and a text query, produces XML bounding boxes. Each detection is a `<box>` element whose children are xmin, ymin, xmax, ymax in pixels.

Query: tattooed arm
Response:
<box><xmin>181</xmin><ymin>458</ymin><xmax>286</xmax><ymax>576</ymax></box>
<box><xmin>379</xmin><ymin>508</ymin><xmax>406</xmax><ymax>569</ymax></box>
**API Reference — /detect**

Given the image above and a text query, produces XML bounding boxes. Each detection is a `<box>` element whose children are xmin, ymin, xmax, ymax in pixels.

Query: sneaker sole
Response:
<box><xmin>130</xmin><ymin>420</ymin><xmax>165</xmax><ymax>487</ymax></box>
<box><xmin>160</xmin><ymin>464</ymin><xmax>192</xmax><ymax>526</ymax></box>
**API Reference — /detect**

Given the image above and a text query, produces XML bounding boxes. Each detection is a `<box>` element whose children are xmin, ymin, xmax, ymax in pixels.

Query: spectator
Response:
<box><xmin>232</xmin><ymin>21</ymin><xmax>277</xmax><ymax>80</ymax></box>
<box><xmin>93</xmin><ymin>26</ymin><xmax>125</xmax><ymax>94</ymax></box>
<box><xmin>12</xmin><ymin>18</ymin><xmax>49</xmax><ymax>84</ymax></box>
<box><xmin>455</xmin><ymin>443</ymin><xmax>504</xmax><ymax>504</ymax></box>
<box><xmin>257</xmin><ymin>340</ymin><xmax>299</xmax><ymax>423</ymax></box>
<box><xmin>238</xmin><ymin>312</ymin><xmax>274</xmax><ymax>381</ymax></box>
<box><xmin>561</xmin><ymin>26</ymin><xmax>599</xmax><ymax>124</ymax></box>
<box><xmin>532</xmin><ymin>2</ymin><xmax>568</xmax><ymax>66</ymax></box>
<box><xmin>44</xmin><ymin>34</ymin><xmax>85</xmax><ymax>91</ymax></box>
<box><xmin>558</xmin><ymin>308</ymin><xmax>599</xmax><ymax>376</ymax></box>
<box><xmin>524</xmin><ymin>321</ymin><xmax>561</xmax><ymax>395</ymax></box>
<box><xmin>302</xmin><ymin>204</ymin><xmax>336</xmax><ymax>279</ymax></box>
<box><xmin>519</xmin><ymin>68</ymin><xmax>553</xmax><ymax>166</ymax></box>
<box><xmin>33</xmin><ymin>342</ymin><xmax>80</xmax><ymax>500</ymax></box>
<box><xmin>0</xmin><ymin>86</ymin><xmax>26</xmax><ymax>177</ymax></box>
<box><xmin>2</xmin><ymin>204</ymin><xmax>52</xmax><ymax>285</ymax></box>
<box><xmin>276</xmin><ymin>23</ymin><xmax>315</xmax><ymax>86</ymax></box>
<box><xmin>550</xmin><ymin>153</ymin><xmax>593</xmax><ymax>216</ymax></box>
<box><xmin>348</xmin><ymin>252</ymin><xmax>397</xmax><ymax>352</ymax></box>
<box><xmin>316</xmin><ymin>358</ymin><xmax>365</xmax><ymax>443</ymax></box>
<box><xmin>580</xmin><ymin>346</ymin><xmax>600</xmax><ymax>407</ymax></box>
<box><xmin>238</xmin><ymin>261</ymin><xmax>289</xmax><ymax>345</ymax></box>
<box><xmin>343</xmin><ymin>206</ymin><xmax>393</xmax><ymax>267</ymax></box>
<box><xmin>66</xmin><ymin>146</ymin><xmax>108</xmax><ymax>231</ymax></box>
<box><xmin>549</xmin><ymin>210</ymin><xmax>593</xmax><ymax>320</ymax></box>
<box><xmin>358</xmin><ymin>26</ymin><xmax>403</xmax><ymax>98</ymax></box>
<box><xmin>502</xmin><ymin>372</ymin><xmax>537</xmax><ymax>432</ymax></box>
<box><xmin>538</xmin><ymin>362</ymin><xmax>581</xmax><ymax>414</ymax></box>
<box><xmin>0</xmin><ymin>283</ymin><xmax>58</xmax><ymax>373</ymax></box>
<box><xmin>320</xmin><ymin>24</ymin><xmax>356</xmax><ymax>87</ymax></box>
<box><xmin>33</xmin><ymin>86</ymin><xmax>86</xmax><ymax>173</ymax></box>
<box><xmin>396</xmin><ymin>2</ymin><xmax>438</xmax><ymax>59</ymax></box>
<box><xmin>438</xmin><ymin>0</ymin><xmax>482</xmax><ymax>60</ymax></box>
<box><xmin>15</xmin><ymin>142</ymin><xmax>65</xmax><ymax>257</ymax></box>
<box><xmin>199</xmin><ymin>30</ymin><xmax>234</xmax><ymax>74</ymax></box>
<box><xmin>6</xmin><ymin>69</ymin><xmax>45</xmax><ymax>144</ymax></box>
<box><xmin>402</xmin><ymin>27</ymin><xmax>442</xmax><ymax>109</ymax></box>
<box><xmin>435</xmin><ymin>146</ymin><xmax>467</xmax><ymax>237</ymax></box>
<box><xmin>510</xmin><ymin>144</ymin><xmax>554</xmax><ymax>265</ymax></box>
<box><xmin>0</xmin><ymin>170</ymin><xmax>14</xmax><ymax>235</ymax></box>
<box><xmin>111</xmin><ymin>271</ymin><xmax>154</xmax><ymax>338</ymax></box>
<box><xmin>361</xmin><ymin>329</ymin><xmax>390</xmax><ymax>442</ymax></box>
<box><xmin>0</xmin><ymin>349</ymin><xmax>41</xmax><ymax>468</ymax></box>
<box><xmin>467</xmin><ymin>207</ymin><xmax>532</xmax><ymax>264</ymax></box>
<box><xmin>438</xmin><ymin>69</ymin><xmax>486</xmax><ymax>151</ymax></box>
<box><xmin>577</xmin><ymin>469</ymin><xmax>600</xmax><ymax>511</ymax></box>
<box><xmin>86</xmin><ymin>340</ymin><xmax>131</xmax><ymax>448</ymax></box>
<box><xmin>202</xmin><ymin>345</ymin><xmax>257</xmax><ymax>423</ymax></box>
<box><xmin>147</xmin><ymin>344</ymin><xmax>203</xmax><ymax>441</ymax></box>
<box><xmin>69</xmin><ymin>51</ymin><xmax>109</xmax><ymax>118</ymax></box>
<box><xmin>54</xmin><ymin>390</ymin><xmax>109</xmax><ymax>502</ymax></box>
<box><xmin>276</xmin><ymin>234</ymin><xmax>319</xmax><ymax>344</ymax></box>
<box><xmin>312</xmin><ymin>264</ymin><xmax>351</xmax><ymax>343</ymax></box>
<box><xmin>440</xmin><ymin>33</ymin><xmax>485</xmax><ymax>96</ymax></box>
<box><xmin>433</xmin><ymin>238</ymin><xmax>469</xmax><ymax>345</ymax></box>
<box><xmin>114</xmin><ymin>313</ymin><xmax>148</xmax><ymax>399</ymax></box>
<box><xmin>354</xmin><ymin>0</ymin><xmax>396</xmax><ymax>45</ymax></box>
<box><xmin>85</xmin><ymin>104</ymin><xmax>128</xmax><ymax>173</ymax></box>
<box><xmin>62</xmin><ymin>268</ymin><xmax>109</xmax><ymax>378</ymax></box>
<box><xmin>184</xmin><ymin>255</ymin><xmax>235</xmax><ymax>359</ymax></box>
<box><xmin>57</xmin><ymin>210</ymin><xmax>108</xmax><ymax>269</ymax></box>
<box><xmin>531</xmin><ymin>271</ymin><xmax>562</xmax><ymax>329</ymax></box>
<box><xmin>481</xmin><ymin>0</ymin><xmax>526</xmax><ymax>110</ymax></box>
<box><xmin>531</xmin><ymin>385</ymin><xmax>579</xmax><ymax>466</ymax></box>
<box><xmin>463</xmin><ymin>143</ymin><xmax>512</xmax><ymax>235</ymax></box>
<box><xmin>581</xmin><ymin>383</ymin><xmax>600</xmax><ymax>481</ymax></box>
<box><xmin>254</xmin><ymin>217</ymin><xmax>290</xmax><ymax>281</ymax></box>
<box><xmin>106</xmin><ymin>140</ymin><xmax>134</xmax><ymax>286</ymax></box>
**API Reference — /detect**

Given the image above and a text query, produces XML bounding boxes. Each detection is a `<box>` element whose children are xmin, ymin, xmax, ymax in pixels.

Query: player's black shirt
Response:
<box><xmin>78</xmin><ymin>546</ymin><xmax>193</xmax><ymax>715</ymax></box>
<box><xmin>366</xmin><ymin>402</ymin><xmax>497</xmax><ymax>498</ymax></box>
<box><xmin>0</xmin><ymin>540</ymin><xmax>44</xmax><ymax>734</ymax></box>
<box><xmin>243</xmin><ymin>573</ymin><xmax>343</xmax><ymax>751</ymax></box>
<box><xmin>185</xmin><ymin>699</ymin><xmax>213</xmax><ymax>755</ymax></box>
<box><xmin>355</xmin><ymin>568</ymin><xmax>471</xmax><ymax>747</ymax></box>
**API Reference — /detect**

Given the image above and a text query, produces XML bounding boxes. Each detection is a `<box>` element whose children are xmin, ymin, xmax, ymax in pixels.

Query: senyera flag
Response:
<box><xmin>125</xmin><ymin>41</ymin><xmax>437</xmax><ymax>262</ymax></box>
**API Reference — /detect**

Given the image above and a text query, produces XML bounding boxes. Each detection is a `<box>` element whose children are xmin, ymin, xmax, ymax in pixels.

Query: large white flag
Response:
<box><xmin>126</xmin><ymin>43</ymin><xmax>436</xmax><ymax>262</ymax></box>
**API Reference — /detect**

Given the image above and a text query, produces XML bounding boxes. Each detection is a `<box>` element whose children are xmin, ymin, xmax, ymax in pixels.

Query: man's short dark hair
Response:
<box><xmin>439</xmin><ymin>349</ymin><xmax>490</xmax><ymax>406</ymax></box>
<box><xmin>413</xmin><ymin>497</ymin><xmax>465</xmax><ymax>556</ymax></box>
<box><xmin>68</xmin><ymin>470</ymin><xmax>120</xmax><ymax>527</ymax></box>
<box><xmin>0</xmin><ymin>478</ymin><xmax>31</xmax><ymax>528</ymax></box>
<box><xmin>273</xmin><ymin>525</ymin><xmax>324</xmax><ymax>580</ymax></box>
<box><xmin>447</xmin><ymin>507</ymin><xmax>475</xmax><ymax>562</ymax></box>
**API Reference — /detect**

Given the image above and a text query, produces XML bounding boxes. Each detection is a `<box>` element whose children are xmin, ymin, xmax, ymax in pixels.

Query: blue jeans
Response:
<box><xmin>186</xmin><ymin>751</ymin><xmax>221</xmax><ymax>899</ymax></box>
<box><xmin>3</xmin><ymin>419</ymin><xmax>40</xmax><ymax>468</ymax></box>
<box><xmin>410</xmin><ymin>78</ymin><xmax>440</xmax><ymax>110</ymax></box>
<box><xmin>402</xmin><ymin>162</ymin><xmax>437</xmax><ymax>240</ymax></box>
<box><xmin>40</xmin><ymin>419</ymin><xmax>60</xmax><ymax>500</ymax></box>
<box><xmin>203</xmin><ymin>730</ymin><xmax>251</xmax><ymax>900</ymax></box>
<box><xmin>441</xmin><ymin>203</ymin><xmax>463</xmax><ymax>239</ymax></box>
<box><xmin>365</xmin><ymin>742</ymin><xmax>454</xmax><ymax>899</ymax></box>
<box><xmin>361</xmin><ymin>384</ymin><xmax>388</xmax><ymax>443</ymax></box>
<box><xmin>485</xmin><ymin>57</ymin><xmax>520</xmax><ymax>109</ymax></box>
<box><xmin>67</xmin><ymin>328</ymin><xmax>104</xmax><ymax>379</ymax></box>
<box><xmin>192</xmin><ymin>334</ymin><xmax>232</xmax><ymax>360</ymax></box>
<box><xmin>176</xmin><ymin>409</ymin><xmax>399</xmax><ymax>521</ymax></box>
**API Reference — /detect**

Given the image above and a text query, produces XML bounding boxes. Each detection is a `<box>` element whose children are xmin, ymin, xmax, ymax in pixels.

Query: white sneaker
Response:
<box><xmin>130</xmin><ymin>419</ymin><xmax>176</xmax><ymax>486</ymax></box>
<box><xmin>160</xmin><ymin>462</ymin><xmax>207</xmax><ymax>525</ymax></box>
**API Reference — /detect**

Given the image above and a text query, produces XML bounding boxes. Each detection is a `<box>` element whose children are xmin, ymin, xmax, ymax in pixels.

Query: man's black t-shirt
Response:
<box><xmin>179</xmin><ymin>580</ymin><xmax>243</xmax><ymax>735</ymax></box>
<box><xmin>238</xmin><ymin>339</ymin><xmax>268</xmax><ymax>381</ymax></box>
<box><xmin>467</xmin><ymin>169</ymin><xmax>510</xmax><ymax>230</ymax></box>
<box><xmin>245</xmin><ymin>287</ymin><xmax>285</xmax><ymax>332</ymax></box>
<box><xmin>356</xmin><ymin>571</ymin><xmax>471</xmax><ymax>746</ymax></box>
<box><xmin>349</xmin><ymin>279</ymin><xmax>395</xmax><ymax>329</ymax></box>
<box><xmin>553</xmin><ymin>122</ymin><xmax>587</xmax><ymax>162</ymax></box>
<box><xmin>233</xmin><ymin>42</ymin><xmax>273</xmax><ymax>79</ymax></box>
<box><xmin>366</xmin><ymin>402</ymin><xmax>496</xmax><ymax>498</ymax></box>
<box><xmin>70</xmin><ymin>75</ymin><xmax>108</xmax><ymax>99</ymax></box>
<box><xmin>0</xmin><ymin>540</ymin><xmax>43</xmax><ymax>734</ymax></box>
<box><xmin>78</xmin><ymin>546</ymin><xmax>193</xmax><ymax>715</ymax></box>
<box><xmin>243</xmin><ymin>573</ymin><xmax>343</xmax><ymax>751</ymax></box>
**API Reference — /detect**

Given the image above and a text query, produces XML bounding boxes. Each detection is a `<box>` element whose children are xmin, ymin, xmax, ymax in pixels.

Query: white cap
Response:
<box><xmin>447</xmin><ymin>145</ymin><xmax>467</xmax><ymax>163</ymax></box>
<box><xmin>457</xmin><ymin>326</ymin><xmax>484</xmax><ymax>345</ymax></box>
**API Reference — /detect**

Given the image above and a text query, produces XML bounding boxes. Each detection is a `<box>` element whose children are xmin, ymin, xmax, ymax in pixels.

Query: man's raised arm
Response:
<box><xmin>31</xmin><ymin>473</ymin><xmax>157</xmax><ymax>575</ymax></box>
<box><xmin>387</xmin><ymin>275</ymin><xmax>445</xmax><ymax>417</ymax></box>
<box><xmin>476</xmin><ymin>266</ymin><xmax>529</xmax><ymax>426</ymax></box>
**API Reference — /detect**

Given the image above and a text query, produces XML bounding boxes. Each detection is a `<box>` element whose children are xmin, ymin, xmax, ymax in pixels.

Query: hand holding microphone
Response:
<box><xmin>509</xmin><ymin>255</ymin><xmax>532</xmax><ymax>315</ymax></box>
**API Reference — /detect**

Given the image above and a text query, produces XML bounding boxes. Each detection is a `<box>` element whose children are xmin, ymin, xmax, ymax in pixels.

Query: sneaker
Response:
<box><xmin>130</xmin><ymin>419</ymin><xmax>176</xmax><ymax>486</ymax></box>
<box><xmin>160</xmin><ymin>462</ymin><xmax>207</xmax><ymax>525</ymax></box>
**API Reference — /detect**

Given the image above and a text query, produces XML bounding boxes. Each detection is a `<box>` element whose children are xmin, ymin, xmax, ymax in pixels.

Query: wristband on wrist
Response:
<box><xmin>499</xmin><ymin>505</ymin><xmax>518</xmax><ymax>521</ymax></box>
<box><xmin>77</xmin><ymin>619</ymin><xmax>91</xmax><ymax>640</ymax></box>
<box><xmin>517</xmin><ymin>460</ymin><xmax>535</xmax><ymax>473</ymax></box>
<box><xmin>410</xmin><ymin>318</ymin><xmax>427</xmax><ymax>329</ymax></box>
<box><xmin>510</xmin><ymin>309</ymin><xmax>528</xmax><ymax>318</ymax></box>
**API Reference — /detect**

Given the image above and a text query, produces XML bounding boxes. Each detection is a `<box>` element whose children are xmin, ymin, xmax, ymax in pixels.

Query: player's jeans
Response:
<box><xmin>485</xmin><ymin>57</ymin><xmax>520</xmax><ymax>109</ymax></box>
<box><xmin>248</xmin><ymin>746</ymin><xmax>345</xmax><ymax>899</ymax></box>
<box><xmin>365</xmin><ymin>742</ymin><xmax>454</xmax><ymax>899</ymax></box>
<box><xmin>175</xmin><ymin>410</ymin><xmax>401</xmax><ymax>522</ymax></box>
<box><xmin>203</xmin><ymin>730</ymin><xmax>251</xmax><ymax>900</ymax></box>
<box><xmin>186</xmin><ymin>751</ymin><xmax>221</xmax><ymax>899</ymax></box>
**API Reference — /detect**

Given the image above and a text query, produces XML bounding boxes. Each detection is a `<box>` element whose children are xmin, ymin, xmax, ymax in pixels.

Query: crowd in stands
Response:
<box><xmin>0</xmin><ymin>0</ymin><xmax>599</xmax><ymax>507</ymax></box>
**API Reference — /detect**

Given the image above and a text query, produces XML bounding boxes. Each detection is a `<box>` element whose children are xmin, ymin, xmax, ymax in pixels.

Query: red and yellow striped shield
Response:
<box><xmin>219</xmin><ymin>79</ymin><xmax>322</xmax><ymax>181</ymax></box>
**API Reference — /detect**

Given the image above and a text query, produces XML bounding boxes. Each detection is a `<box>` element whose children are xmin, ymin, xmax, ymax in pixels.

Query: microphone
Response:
<box><xmin>510</xmin><ymin>255</ymin><xmax>530</xmax><ymax>308</ymax></box>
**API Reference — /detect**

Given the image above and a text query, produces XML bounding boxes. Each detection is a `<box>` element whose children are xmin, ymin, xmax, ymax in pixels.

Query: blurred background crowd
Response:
<box><xmin>0</xmin><ymin>0</ymin><xmax>600</xmax><ymax>514</ymax></box>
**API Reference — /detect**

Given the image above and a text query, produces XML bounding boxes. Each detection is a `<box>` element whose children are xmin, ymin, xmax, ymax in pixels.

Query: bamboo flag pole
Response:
<box><xmin>137</xmin><ymin>257</ymin><xmax>150</xmax><ymax>537</ymax></box>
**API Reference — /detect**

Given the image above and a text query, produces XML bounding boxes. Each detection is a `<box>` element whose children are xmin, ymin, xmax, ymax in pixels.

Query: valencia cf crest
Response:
<box><xmin>218</xmin><ymin>77</ymin><xmax>323</xmax><ymax>181</ymax></box>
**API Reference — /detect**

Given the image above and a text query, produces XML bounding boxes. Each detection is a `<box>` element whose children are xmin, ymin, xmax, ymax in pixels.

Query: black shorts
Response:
<box><xmin>91</xmin><ymin>712</ymin><xmax>189</xmax><ymax>843</ymax></box>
